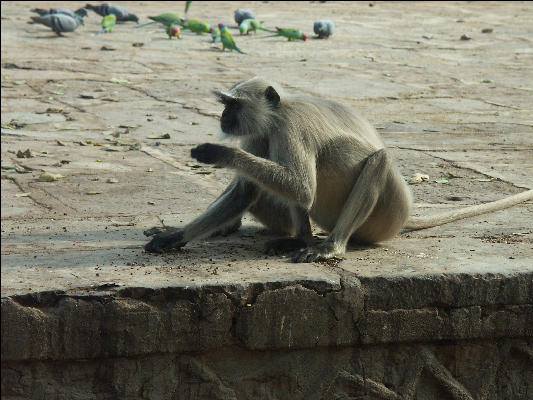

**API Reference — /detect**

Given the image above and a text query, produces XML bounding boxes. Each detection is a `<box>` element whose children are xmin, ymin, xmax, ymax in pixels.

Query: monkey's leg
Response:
<box><xmin>209</xmin><ymin>219</ymin><xmax>242</xmax><ymax>238</ymax></box>
<box><xmin>293</xmin><ymin>149</ymin><xmax>396</xmax><ymax>262</ymax></box>
<box><xmin>264</xmin><ymin>206</ymin><xmax>314</xmax><ymax>255</ymax></box>
<box><xmin>144</xmin><ymin>179</ymin><xmax>259</xmax><ymax>253</ymax></box>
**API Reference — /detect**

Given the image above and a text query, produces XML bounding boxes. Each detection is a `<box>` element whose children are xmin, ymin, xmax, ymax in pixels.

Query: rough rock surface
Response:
<box><xmin>1</xmin><ymin>1</ymin><xmax>532</xmax><ymax>399</ymax></box>
<box><xmin>2</xmin><ymin>274</ymin><xmax>532</xmax><ymax>399</ymax></box>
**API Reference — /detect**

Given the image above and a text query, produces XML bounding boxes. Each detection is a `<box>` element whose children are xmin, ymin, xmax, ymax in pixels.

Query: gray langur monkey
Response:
<box><xmin>144</xmin><ymin>77</ymin><xmax>533</xmax><ymax>262</ymax></box>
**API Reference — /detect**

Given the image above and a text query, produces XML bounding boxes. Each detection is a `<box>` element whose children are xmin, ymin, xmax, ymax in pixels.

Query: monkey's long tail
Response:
<box><xmin>404</xmin><ymin>189</ymin><xmax>533</xmax><ymax>231</ymax></box>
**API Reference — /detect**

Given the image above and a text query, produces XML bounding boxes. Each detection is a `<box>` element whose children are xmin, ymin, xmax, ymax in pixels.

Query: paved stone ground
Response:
<box><xmin>1</xmin><ymin>1</ymin><xmax>532</xmax><ymax>295</ymax></box>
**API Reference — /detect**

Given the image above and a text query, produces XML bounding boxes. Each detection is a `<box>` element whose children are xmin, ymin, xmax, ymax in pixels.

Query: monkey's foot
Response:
<box><xmin>264</xmin><ymin>238</ymin><xmax>307</xmax><ymax>255</ymax></box>
<box><xmin>291</xmin><ymin>241</ymin><xmax>344</xmax><ymax>263</ymax></box>
<box><xmin>143</xmin><ymin>226</ymin><xmax>180</xmax><ymax>237</ymax></box>
<box><xmin>144</xmin><ymin>229</ymin><xmax>186</xmax><ymax>253</ymax></box>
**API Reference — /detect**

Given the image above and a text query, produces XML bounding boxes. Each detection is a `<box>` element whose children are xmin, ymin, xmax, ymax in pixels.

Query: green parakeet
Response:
<box><xmin>184</xmin><ymin>1</ymin><xmax>192</xmax><ymax>17</ymax></box>
<box><xmin>218</xmin><ymin>24</ymin><xmax>246</xmax><ymax>54</ymax></box>
<box><xmin>239</xmin><ymin>19</ymin><xmax>274</xmax><ymax>35</ymax></box>
<box><xmin>98</xmin><ymin>13</ymin><xmax>116</xmax><ymax>34</ymax></box>
<box><xmin>272</xmin><ymin>27</ymin><xmax>308</xmax><ymax>41</ymax></box>
<box><xmin>180</xmin><ymin>19</ymin><xmax>212</xmax><ymax>34</ymax></box>
<box><xmin>134</xmin><ymin>12</ymin><xmax>181</xmax><ymax>28</ymax></box>
<box><xmin>167</xmin><ymin>24</ymin><xmax>181</xmax><ymax>39</ymax></box>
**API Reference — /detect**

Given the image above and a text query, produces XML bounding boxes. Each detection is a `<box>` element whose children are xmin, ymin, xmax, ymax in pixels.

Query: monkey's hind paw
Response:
<box><xmin>264</xmin><ymin>237</ymin><xmax>307</xmax><ymax>255</ymax></box>
<box><xmin>144</xmin><ymin>230</ymin><xmax>186</xmax><ymax>253</ymax></box>
<box><xmin>291</xmin><ymin>242</ymin><xmax>342</xmax><ymax>263</ymax></box>
<box><xmin>143</xmin><ymin>226</ymin><xmax>180</xmax><ymax>237</ymax></box>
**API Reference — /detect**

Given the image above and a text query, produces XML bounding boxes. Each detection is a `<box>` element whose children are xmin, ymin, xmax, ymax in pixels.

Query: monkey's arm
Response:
<box><xmin>144</xmin><ymin>178</ymin><xmax>259</xmax><ymax>253</ymax></box>
<box><xmin>191</xmin><ymin>143</ymin><xmax>316</xmax><ymax>208</ymax></box>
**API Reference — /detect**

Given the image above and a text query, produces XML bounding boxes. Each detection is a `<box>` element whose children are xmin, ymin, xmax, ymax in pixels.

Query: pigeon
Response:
<box><xmin>234</xmin><ymin>9</ymin><xmax>255</xmax><ymax>25</ymax></box>
<box><xmin>30</xmin><ymin>14</ymin><xmax>83</xmax><ymax>36</ymax></box>
<box><xmin>313</xmin><ymin>19</ymin><xmax>335</xmax><ymax>39</ymax></box>
<box><xmin>31</xmin><ymin>7</ymin><xmax>88</xmax><ymax>19</ymax></box>
<box><xmin>85</xmin><ymin>3</ymin><xmax>138</xmax><ymax>22</ymax></box>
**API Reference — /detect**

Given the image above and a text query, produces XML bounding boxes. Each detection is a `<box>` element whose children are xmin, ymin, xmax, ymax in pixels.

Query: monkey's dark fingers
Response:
<box><xmin>190</xmin><ymin>143</ymin><xmax>229</xmax><ymax>164</ymax></box>
<box><xmin>144</xmin><ymin>231</ymin><xmax>186</xmax><ymax>253</ymax></box>
<box><xmin>291</xmin><ymin>248</ymin><xmax>320</xmax><ymax>263</ymax></box>
<box><xmin>143</xmin><ymin>226</ymin><xmax>180</xmax><ymax>237</ymax></box>
<box><xmin>291</xmin><ymin>242</ymin><xmax>339</xmax><ymax>263</ymax></box>
<box><xmin>264</xmin><ymin>237</ymin><xmax>307</xmax><ymax>255</ymax></box>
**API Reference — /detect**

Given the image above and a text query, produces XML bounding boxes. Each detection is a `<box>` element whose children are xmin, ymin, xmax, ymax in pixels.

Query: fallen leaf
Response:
<box><xmin>110</xmin><ymin>220</ymin><xmax>135</xmax><ymax>226</ymax></box>
<box><xmin>119</xmin><ymin>124</ymin><xmax>138</xmax><ymax>129</ymax></box>
<box><xmin>103</xmin><ymin>145</ymin><xmax>121</xmax><ymax>152</ymax></box>
<box><xmin>435</xmin><ymin>177</ymin><xmax>449</xmax><ymax>184</ymax></box>
<box><xmin>101</xmin><ymin>97</ymin><xmax>120</xmax><ymax>102</ymax></box>
<box><xmin>446</xmin><ymin>172</ymin><xmax>463</xmax><ymax>178</ymax></box>
<box><xmin>86</xmin><ymin>191</ymin><xmax>102</xmax><ymax>195</ymax></box>
<box><xmin>146</xmin><ymin>168</ymin><xmax>153</xmax><ymax>172</ymax></box>
<box><xmin>147</xmin><ymin>133</ymin><xmax>170</xmax><ymax>139</ymax></box>
<box><xmin>38</xmin><ymin>172</ymin><xmax>65</xmax><ymax>182</ymax></box>
<box><xmin>408</xmin><ymin>173</ymin><xmax>429</xmax><ymax>184</ymax></box>
<box><xmin>106</xmin><ymin>178</ymin><xmax>119</xmax><ymax>183</ymax></box>
<box><xmin>110</xmin><ymin>77</ymin><xmax>134</xmax><ymax>84</ymax></box>
<box><xmin>51</xmin><ymin>91</ymin><xmax>64</xmax><ymax>95</ymax></box>
<box><xmin>80</xmin><ymin>93</ymin><xmax>98</xmax><ymax>99</ymax></box>
<box><xmin>46</xmin><ymin>107</ymin><xmax>63</xmax><ymax>113</ymax></box>
<box><xmin>15</xmin><ymin>192</ymin><xmax>31</xmax><ymax>197</ymax></box>
<box><xmin>476</xmin><ymin>177</ymin><xmax>497</xmax><ymax>182</ymax></box>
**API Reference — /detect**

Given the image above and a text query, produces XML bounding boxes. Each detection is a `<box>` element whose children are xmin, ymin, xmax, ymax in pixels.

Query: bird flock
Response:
<box><xmin>29</xmin><ymin>2</ymin><xmax>335</xmax><ymax>54</ymax></box>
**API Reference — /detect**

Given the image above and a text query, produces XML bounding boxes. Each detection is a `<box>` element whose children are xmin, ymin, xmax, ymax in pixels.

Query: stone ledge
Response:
<box><xmin>2</xmin><ymin>272</ymin><xmax>531</xmax><ymax>361</ymax></box>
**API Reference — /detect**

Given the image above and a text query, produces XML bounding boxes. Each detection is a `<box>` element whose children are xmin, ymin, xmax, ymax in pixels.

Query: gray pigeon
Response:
<box><xmin>234</xmin><ymin>9</ymin><xmax>255</xmax><ymax>25</ymax></box>
<box><xmin>31</xmin><ymin>7</ymin><xmax>88</xmax><ymax>19</ymax></box>
<box><xmin>30</xmin><ymin>14</ymin><xmax>83</xmax><ymax>36</ymax></box>
<box><xmin>85</xmin><ymin>3</ymin><xmax>138</xmax><ymax>22</ymax></box>
<box><xmin>313</xmin><ymin>19</ymin><xmax>335</xmax><ymax>39</ymax></box>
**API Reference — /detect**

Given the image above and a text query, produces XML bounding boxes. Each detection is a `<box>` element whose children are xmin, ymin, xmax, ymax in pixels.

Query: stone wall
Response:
<box><xmin>2</xmin><ymin>273</ymin><xmax>532</xmax><ymax>399</ymax></box>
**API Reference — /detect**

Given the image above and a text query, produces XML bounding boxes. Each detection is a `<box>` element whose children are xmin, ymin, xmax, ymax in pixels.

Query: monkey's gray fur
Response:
<box><xmin>144</xmin><ymin>77</ymin><xmax>533</xmax><ymax>262</ymax></box>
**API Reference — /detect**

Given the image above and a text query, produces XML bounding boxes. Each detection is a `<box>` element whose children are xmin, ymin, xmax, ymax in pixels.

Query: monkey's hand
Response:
<box><xmin>191</xmin><ymin>143</ymin><xmax>234</xmax><ymax>165</ymax></box>
<box><xmin>144</xmin><ymin>229</ymin><xmax>187</xmax><ymax>253</ymax></box>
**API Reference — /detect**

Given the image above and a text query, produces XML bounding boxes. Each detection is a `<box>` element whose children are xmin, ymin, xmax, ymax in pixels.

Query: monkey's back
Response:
<box><xmin>281</xmin><ymin>94</ymin><xmax>411</xmax><ymax>238</ymax></box>
<box><xmin>282</xmin><ymin>95</ymin><xmax>384</xmax><ymax>152</ymax></box>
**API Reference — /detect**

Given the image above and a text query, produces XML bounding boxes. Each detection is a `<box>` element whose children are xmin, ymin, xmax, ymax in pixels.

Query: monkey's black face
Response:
<box><xmin>220</xmin><ymin>99</ymin><xmax>242</xmax><ymax>135</ymax></box>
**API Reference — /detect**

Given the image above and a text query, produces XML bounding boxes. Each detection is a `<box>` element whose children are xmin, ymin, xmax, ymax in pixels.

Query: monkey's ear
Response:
<box><xmin>213</xmin><ymin>90</ymin><xmax>235</xmax><ymax>104</ymax></box>
<box><xmin>265</xmin><ymin>86</ymin><xmax>280</xmax><ymax>107</ymax></box>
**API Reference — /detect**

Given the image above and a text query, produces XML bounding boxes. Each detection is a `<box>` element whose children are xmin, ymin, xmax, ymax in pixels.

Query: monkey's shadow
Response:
<box><xmin>141</xmin><ymin>225</ymin><xmax>380</xmax><ymax>265</ymax></box>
